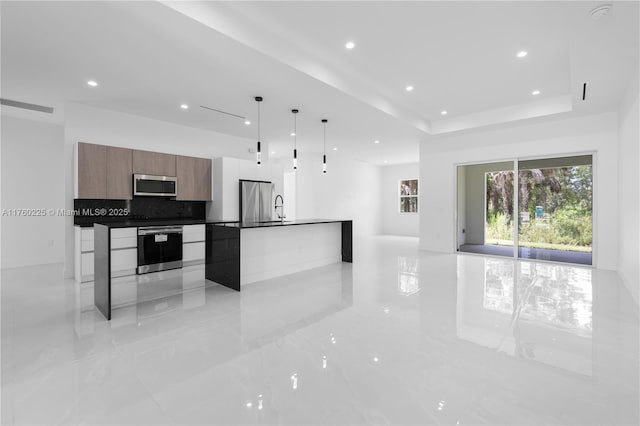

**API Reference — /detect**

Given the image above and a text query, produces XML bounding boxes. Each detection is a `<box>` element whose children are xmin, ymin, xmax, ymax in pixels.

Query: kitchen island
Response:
<box><xmin>205</xmin><ymin>219</ymin><xmax>352</xmax><ymax>291</ymax></box>
<box><xmin>93</xmin><ymin>219</ymin><xmax>352</xmax><ymax>320</ymax></box>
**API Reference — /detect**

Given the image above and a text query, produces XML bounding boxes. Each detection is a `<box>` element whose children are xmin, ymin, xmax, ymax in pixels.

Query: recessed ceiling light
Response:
<box><xmin>405</xmin><ymin>85</ymin><xmax>414</xmax><ymax>92</ymax></box>
<box><xmin>532</xmin><ymin>90</ymin><xmax>541</xmax><ymax>95</ymax></box>
<box><xmin>374</xmin><ymin>140</ymin><xmax>380</xmax><ymax>144</ymax></box>
<box><xmin>271</xmin><ymin>151</ymin><xmax>276</xmax><ymax>155</ymax></box>
<box><xmin>290</xmin><ymin>132</ymin><xmax>296</xmax><ymax>137</ymax></box>
<box><xmin>383</xmin><ymin>160</ymin><xmax>388</xmax><ymax>164</ymax></box>
<box><xmin>180</xmin><ymin>104</ymin><xmax>189</xmax><ymax>109</ymax></box>
<box><xmin>333</xmin><ymin>147</ymin><xmax>338</xmax><ymax>151</ymax></box>
<box><xmin>441</xmin><ymin>110</ymin><xmax>448</xmax><ymax>115</ymax></box>
<box><xmin>87</xmin><ymin>80</ymin><xmax>98</xmax><ymax>87</ymax></box>
<box><xmin>244</xmin><ymin>120</ymin><xmax>251</xmax><ymax>125</ymax></box>
<box><xmin>345</xmin><ymin>41</ymin><xmax>355</xmax><ymax>49</ymax></box>
<box><xmin>517</xmin><ymin>51</ymin><xmax>528</xmax><ymax>58</ymax></box>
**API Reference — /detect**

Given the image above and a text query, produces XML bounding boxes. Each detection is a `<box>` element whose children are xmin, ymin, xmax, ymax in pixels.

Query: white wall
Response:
<box><xmin>381</xmin><ymin>163</ymin><xmax>419</xmax><ymax>236</ymax></box>
<box><xmin>283</xmin><ymin>171</ymin><xmax>296</xmax><ymax>220</ymax></box>
<box><xmin>617</xmin><ymin>71</ymin><xmax>640</xmax><ymax>303</ymax></box>
<box><xmin>210</xmin><ymin>156</ymin><xmax>284</xmax><ymax>222</ymax></box>
<box><xmin>63</xmin><ymin>103</ymin><xmax>259</xmax><ymax>277</ymax></box>
<box><xmin>294</xmin><ymin>152</ymin><xmax>382</xmax><ymax>238</ymax></box>
<box><xmin>419</xmin><ymin>112</ymin><xmax>619</xmax><ymax>271</ymax></box>
<box><xmin>1</xmin><ymin>115</ymin><xmax>65</xmax><ymax>268</ymax></box>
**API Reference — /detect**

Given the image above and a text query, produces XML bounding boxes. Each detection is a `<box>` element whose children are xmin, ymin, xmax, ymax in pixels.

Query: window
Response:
<box><xmin>399</xmin><ymin>179</ymin><xmax>418</xmax><ymax>213</ymax></box>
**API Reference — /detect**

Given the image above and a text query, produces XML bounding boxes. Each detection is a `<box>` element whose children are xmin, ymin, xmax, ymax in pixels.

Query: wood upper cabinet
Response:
<box><xmin>106</xmin><ymin>146</ymin><xmax>132</xmax><ymax>199</ymax></box>
<box><xmin>78</xmin><ymin>142</ymin><xmax>107</xmax><ymax>198</ymax></box>
<box><xmin>78</xmin><ymin>143</ymin><xmax>133</xmax><ymax>200</ymax></box>
<box><xmin>132</xmin><ymin>149</ymin><xmax>176</xmax><ymax>176</ymax></box>
<box><xmin>78</xmin><ymin>143</ymin><xmax>209</xmax><ymax>201</ymax></box>
<box><xmin>176</xmin><ymin>155</ymin><xmax>212</xmax><ymax>201</ymax></box>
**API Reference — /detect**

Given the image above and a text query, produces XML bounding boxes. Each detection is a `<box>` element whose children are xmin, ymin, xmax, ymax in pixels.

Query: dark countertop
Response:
<box><xmin>212</xmin><ymin>219</ymin><xmax>349</xmax><ymax>229</ymax></box>
<box><xmin>86</xmin><ymin>219</ymin><xmax>349</xmax><ymax>229</ymax></box>
<box><xmin>85</xmin><ymin>219</ymin><xmax>209</xmax><ymax>228</ymax></box>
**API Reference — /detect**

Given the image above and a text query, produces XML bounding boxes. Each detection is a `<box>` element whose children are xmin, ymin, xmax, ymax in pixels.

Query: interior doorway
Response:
<box><xmin>457</xmin><ymin>155</ymin><xmax>593</xmax><ymax>265</ymax></box>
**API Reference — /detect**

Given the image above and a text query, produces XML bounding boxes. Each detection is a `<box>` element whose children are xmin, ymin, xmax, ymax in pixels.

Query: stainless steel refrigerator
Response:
<box><xmin>240</xmin><ymin>180</ymin><xmax>274</xmax><ymax>223</ymax></box>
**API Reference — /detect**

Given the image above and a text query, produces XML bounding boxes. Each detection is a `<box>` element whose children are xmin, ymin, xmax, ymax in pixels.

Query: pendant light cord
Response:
<box><xmin>294</xmin><ymin>113</ymin><xmax>297</xmax><ymax>150</ymax></box>
<box><xmin>257</xmin><ymin>102</ymin><xmax>261</xmax><ymax>142</ymax></box>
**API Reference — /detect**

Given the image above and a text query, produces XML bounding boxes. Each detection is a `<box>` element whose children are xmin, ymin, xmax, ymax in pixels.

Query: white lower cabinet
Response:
<box><xmin>81</xmin><ymin>228</ymin><xmax>94</xmax><ymax>251</ymax></box>
<box><xmin>183</xmin><ymin>224</ymin><xmax>205</xmax><ymax>242</ymax></box>
<box><xmin>110</xmin><ymin>228</ymin><xmax>138</xmax><ymax>277</ymax></box>
<box><xmin>75</xmin><ymin>226</ymin><xmax>139</xmax><ymax>282</ymax></box>
<box><xmin>75</xmin><ymin>227</ymin><xmax>96</xmax><ymax>282</ymax></box>
<box><xmin>81</xmin><ymin>252</ymin><xmax>94</xmax><ymax>281</ymax></box>
<box><xmin>111</xmin><ymin>248</ymin><xmax>138</xmax><ymax>277</ymax></box>
<box><xmin>111</xmin><ymin>236</ymin><xmax>137</xmax><ymax>249</ymax></box>
<box><xmin>183</xmin><ymin>242</ymin><xmax>205</xmax><ymax>265</ymax></box>
<box><xmin>183</xmin><ymin>224</ymin><xmax>205</xmax><ymax>266</ymax></box>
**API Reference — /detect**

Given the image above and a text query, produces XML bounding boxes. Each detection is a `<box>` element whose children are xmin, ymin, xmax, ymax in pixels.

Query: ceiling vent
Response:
<box><xmin>0</xmin><ymin>98</ymin><xmax>54</xmax><ymax>114</ymax></box>
<box><xmin>589</xmin><ymin>4</ymin><xmax>612</xmax><ymax>21</ymax></box>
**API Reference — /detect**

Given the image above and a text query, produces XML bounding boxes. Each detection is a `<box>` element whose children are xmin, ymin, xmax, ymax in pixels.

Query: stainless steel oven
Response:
<box><xmin>137</xmin><ymin>226</ymin><xmax>183</xmax><ymax>274</ymax></box>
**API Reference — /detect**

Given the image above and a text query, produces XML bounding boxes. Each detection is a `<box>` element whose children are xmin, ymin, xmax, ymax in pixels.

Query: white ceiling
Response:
<box><xmin>1</xmin><ymin>1</ymin><xmax>638</xmax><ymax>165</ymax></box>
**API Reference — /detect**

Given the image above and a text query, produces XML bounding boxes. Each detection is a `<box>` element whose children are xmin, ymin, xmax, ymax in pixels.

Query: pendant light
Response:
<box><xmin>292</xmin><ymin>109</ymin><xmax>299</xmax><ymax>170</ymax></box>
<box><xmin>321</xmin><ymin>119</ymin><xmax>328</xmax><ymax>174</ymax></box>
<box><xmin>255</xmin><ymin>96</ymin><xmax>263</xmax><ymax>166</ymax></box>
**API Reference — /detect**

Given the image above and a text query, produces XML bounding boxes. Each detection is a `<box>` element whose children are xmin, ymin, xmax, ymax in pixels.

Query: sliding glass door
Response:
<box><xmin>457</xmin><ymin>161</ymin><xmax>514</xmax><ymax>259</ymax></box>
<box><xmin>457</xmin><ymin>155</ymin><xmax>593</xmax><ymax>265</ymax></box>
<box><xmin>517</xmin><ymin>156</ymin><xmax>592</xmax><ymax>264</ymax></box>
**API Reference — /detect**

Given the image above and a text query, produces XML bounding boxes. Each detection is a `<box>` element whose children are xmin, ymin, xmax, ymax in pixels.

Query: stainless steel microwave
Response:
<box><xmin>133</xmin><ymin>174</ymin><xmax>177</xmax><ymax>197</ymax></box>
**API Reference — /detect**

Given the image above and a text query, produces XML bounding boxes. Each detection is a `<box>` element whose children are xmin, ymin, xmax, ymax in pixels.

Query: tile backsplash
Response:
<box><xmin>73</xmin><ymin>198</ymin><xmax>206</xmax><ymax>226</ymax></box>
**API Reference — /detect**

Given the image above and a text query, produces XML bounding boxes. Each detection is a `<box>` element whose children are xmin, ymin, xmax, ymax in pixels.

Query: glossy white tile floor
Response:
<box><xmin>2</xmin><ymin>236</ymin><xmax>638</xmax><ymax>425</ymax></box>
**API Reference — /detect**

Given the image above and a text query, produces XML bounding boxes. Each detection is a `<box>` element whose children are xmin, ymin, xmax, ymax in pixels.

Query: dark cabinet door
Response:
<box><xmin>176</xmin><ymin>155</ymin><xmax>211</xmax><ymax>201</ymax></box>
<box><xmin>132</xmin><ymin>150</ymin><xmax>176</xmax><ymax>176</ymax></box>
<box><xmin>78</xmin><ymin>142</ymin><xmax>107</xmax><ymax>199</ymax></box>
<box><xmin>106</xmin><ymin>146</ymin><xmax>132</xmax><ymax>199</ymax></box>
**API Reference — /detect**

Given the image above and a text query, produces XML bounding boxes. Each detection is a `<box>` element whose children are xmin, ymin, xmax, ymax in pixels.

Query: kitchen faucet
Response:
<box><xmin>274</xmin><ymin>194</ymin><xmax>285</xmax><ymax>222</ymax></box>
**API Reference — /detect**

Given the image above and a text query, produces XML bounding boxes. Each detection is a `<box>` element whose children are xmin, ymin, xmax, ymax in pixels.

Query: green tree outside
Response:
<box><xmin>485</xmin><ymin>165</ymin><xmax>593</xmax><ymax>252</ymax></box>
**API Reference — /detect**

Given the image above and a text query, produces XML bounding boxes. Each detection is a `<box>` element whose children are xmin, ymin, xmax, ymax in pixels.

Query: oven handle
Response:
<box><xmin>138</xmin><ymin>227</ymin><xmax>183</xmax><ymax>235</ymax></box>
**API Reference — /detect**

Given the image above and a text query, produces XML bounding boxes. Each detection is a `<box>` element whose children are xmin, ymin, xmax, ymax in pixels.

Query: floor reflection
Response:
<box><xmin>458</xmin><ymin>256</ymin><xmax>597</xmax><ymax>376</ymax></box>
<box><xmin>2</xmin><ymin>238</ymin><xmax>637</xmax><ymax>425</ymax></box>
<box><xmin>398</xmin><ymin>256</ymin><xmax>420</xmax><ymax>295</ymax></box>
<box><xmin>239</xmin><ymin>264</ymin><xmax>353</xmax><ymax>348</ymax></box>
<box><xmin>73</xmin><ymin>264</ymin><xmax>354</xmax><ymax>350</ymax></box>
<box><xmin>515</xmin><ymin>261</ymin><xmax>592</xmax><ymax>334</ymax></box>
